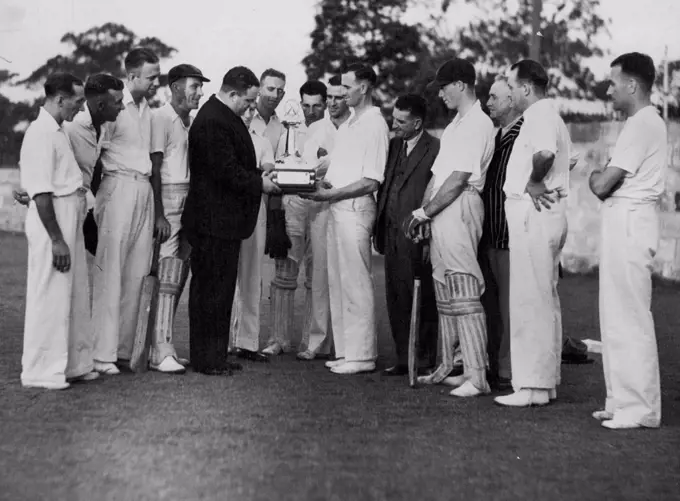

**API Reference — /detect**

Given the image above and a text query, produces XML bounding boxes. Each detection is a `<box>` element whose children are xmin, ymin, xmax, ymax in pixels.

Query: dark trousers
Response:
<box><xmin>479</xmin><ymin>246</ymin><xmax>511</xmax><ymax>381</ymax></box>
<box><xmin>188</xmin><ymin>234</ymin><xmax>241</xmax><ymax>372</ymax></box>
<box><xmin>383</xmin><ymin>222</ymin><xmax>438</xmax><ymax>367</ymax></box>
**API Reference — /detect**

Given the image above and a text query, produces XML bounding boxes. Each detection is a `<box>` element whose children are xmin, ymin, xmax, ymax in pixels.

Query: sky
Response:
<box><xmin>0</xmin><ymin>0</ymin><xmax>678</xmax><ymax>104</ymax></box>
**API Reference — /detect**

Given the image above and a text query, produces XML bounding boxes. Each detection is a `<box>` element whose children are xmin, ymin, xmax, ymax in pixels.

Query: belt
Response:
<box><xmin>53</xmin><ymin>187</ymin><xmax>84</xmax><ymax>198</ymax></box>
<box><xmin>603</xmin><ymin>197</ymin><xmax>656</xmax><ymax>208</ymax></box>
<box><xmin>161</xmin><ymin>183</ymin><xmax>190</xmax><ymax>194</ymax></box>
<box><xmin>103</xmin><ymin>170</ymin><xmax>150</xmax><ymax>183</ymax></box>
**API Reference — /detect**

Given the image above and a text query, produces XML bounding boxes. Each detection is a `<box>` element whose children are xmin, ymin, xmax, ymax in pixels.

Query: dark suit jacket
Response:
<box><xmin>182</xmin><ymin>96</ymin><xmax>262</xmax><ymax>241</ymax></box>
<box><xmin>374</xmin><ymin>131</ymin><xmax>440</xmax><ymax>254</ymax></box>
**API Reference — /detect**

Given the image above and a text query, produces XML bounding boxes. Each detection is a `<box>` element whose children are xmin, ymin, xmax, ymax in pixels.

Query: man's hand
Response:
<box><xmin>372</xmin><ymin>235</ymin><xmax>382</xmax><ymax>255</ymax></box>
<box><xmin>402</xmin><ymin>208</ymin><xmax>430</xmax><ymax>239</ymax></box>
<box><xmin>13</xmin><ymin>190</ymin><xmax>30</xmax><ymax>206</ymax></box>
<box><xmin>299</xmin><ymin>180</ymin><xmax>334</xmax><ymax>202</ymax></box>
<box><xmin>525</xmin><ymin>180</ymin><xmax>557</xmax><ymax>212</ymax></box>
<box><xmin>317</xmin><ymin>147</ymin><xmax>328</xmax><ymax>158</ymax></box>
<box><xmin>155</xmin><ymin>214</ymin><xmax>172</xmax><ymax>243</ymax></box>
<box><xmin>411</xmin><ymin>221</ymin><xmax>431</xmax><ymax>243</ymax></box>
<box><xmin>52</xmin><ymin>238</ymin><xmax>71</xmax><ymax>273</ymax></box>
<box><xmin>262</xmin><ymin>171</ymin><xmax>281</xmax><ymax>194</ymax></box>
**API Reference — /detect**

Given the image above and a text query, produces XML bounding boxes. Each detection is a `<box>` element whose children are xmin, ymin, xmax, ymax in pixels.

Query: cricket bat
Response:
<box><xmin>130</xmin><ymin>239</ymin><xmax>162</xmax><ymax>373</ymax></box>
<box><xmin>408</xmin><ymin>242</ymin><xmax>428</xmax><ymax>388</ymax></box>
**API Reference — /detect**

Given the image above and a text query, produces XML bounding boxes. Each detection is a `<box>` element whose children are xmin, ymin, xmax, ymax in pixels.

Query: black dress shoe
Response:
<box><xmin>234</xmin><ymin>348</ymin><xmax>269</xmax><ymax>363</ymax></box>
<box><xmin>198</xmin><ymin>368</ymin><xmax>233</xmax><ymax>376</ymax></box>
<box><xmin>383</xmin><ymin>365</ymin><xmax>408</xmax><ymax>376</ymax></box>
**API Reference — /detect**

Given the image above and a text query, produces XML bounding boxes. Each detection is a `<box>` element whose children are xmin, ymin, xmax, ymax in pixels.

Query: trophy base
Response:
<box><xmin>278</xmin><ymin>185</ymin><xmax>317</xmax><ymax>194</ymax></box>
<box><xmin>273</xmin><ymin>168</ymin><xmax>316</xmax><ymax>195</ymax></box>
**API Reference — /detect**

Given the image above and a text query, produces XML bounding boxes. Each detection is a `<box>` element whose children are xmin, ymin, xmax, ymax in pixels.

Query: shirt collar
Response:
<box><xmin>523</xmin><ymin>98</ymin><xmax>554</xmax><ymax>119</ymax></box>
<box><xmin>123</xmin><ymin>85</ymin><xmax>147</xmax><ymax>110</ymax></box>
<box><xmin>163</xmin><ymin>103</ymin><xmax>184</xmax><ymax>123</ymax></box>
<box><xmin>453</xmin><ymin>100</ymin><xmax>482</xmax><ymax>125</ymax></box>
<box><xmin>77</xmin><ymin>103</ymin><xmax>95</xmax><ymax>128</ymax></box>
<box><xmin>38</xmin><ymin>107</ymin><xmax>61</xmax><ymax>131</ymax></box>
<box><xmin>347</xmin><ymin>106</ymin><xmax>381</xmax><ymax>127</ymax></box>
<box><xmin>406</xmin><ymin>130</ymin><xmax>423</xmax><ymax>152</ymax></box>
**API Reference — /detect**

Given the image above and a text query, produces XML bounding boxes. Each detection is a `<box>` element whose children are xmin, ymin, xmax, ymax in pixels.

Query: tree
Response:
<box><xmin>0</xmin><ymin>24</ymin><xmax>176</xmax><ymax>165</ymax></box>
<box><xmin>303</xmin><ymin>0</ymin><xmax>447</xmax><ymax>107</ymax></box>
<box><xmin>455</xmin><ymin>0</ymin><xmax>610</xmax><ymax>100</ymax></box>
<box><xmin>18</xmin><ymin>23</ymin><xmax>176</xmax><ymax>87</ymax></box>
<box><xmin>303</xmin><ymin>0</ymin><xmax>611</xmax><ymax>127</ymax></box>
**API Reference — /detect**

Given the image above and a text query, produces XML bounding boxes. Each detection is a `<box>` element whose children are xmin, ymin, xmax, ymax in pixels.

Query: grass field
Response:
<box><xmin>0</xmin><ymin>231</ymin><xmax>679</xmax><ymax>501</ymax></box>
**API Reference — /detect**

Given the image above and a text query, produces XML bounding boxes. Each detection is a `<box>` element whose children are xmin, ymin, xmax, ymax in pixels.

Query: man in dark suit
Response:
<box><xmin>374</xmin><ymin>94</ymin><xmax>440</xmax><ymax>375</ymax></box>
<box><xmin>182</xmin><ymin>66</ymin><xmax>280</xmax><ymax>376</ymax></box>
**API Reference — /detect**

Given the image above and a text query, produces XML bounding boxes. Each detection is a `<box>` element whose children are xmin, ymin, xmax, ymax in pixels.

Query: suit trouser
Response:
<box><xmin>505</xmin><ymin>197</ymin><xmax>567</xmax><ymax>391</ymax></box>
<box><xmin>270</xmin><ymin>195</ymin><xmax>331</xmax><ymax>354</ymax></box>
<box><xmin>151</xmin><ymin>183</ymin><xmax>191</xmax><ymax>365</ymax></box>
<box><xmin>383</xmin><ymin>220</ymin><xmax>438</xmax><ymax>366</ymax></box>
<box><xmin>189</xmin><ymin>234</ymin><xmax>241</xmax><ymax>372</ymax></box>
<box><xmin>231</xmin><ymin>196</ymin><xmax>267</xmax><ymax>352</ymax></box>
<box><xmin>22</xmin><ymin>192</ymin><xmax>93</xmax><ymax>386</ymax></box>
<box><xmin>480</xmin><ymin>247</ymin><xmax>511</xmax><ymax>380</ymax></box>
<box><xmin>92</xmin><ymin>171</ymin><xmax>154</xmax><ymax>363</ymax></box>
<box><xmin>599</xmin><ymin>199</ymin><xmax>661</xmax><ymax>427</ymax></box>
<box><xmin>326</xmin><ymin>196</ymin><xmax>377</xmax><ymax>362</ymax></box>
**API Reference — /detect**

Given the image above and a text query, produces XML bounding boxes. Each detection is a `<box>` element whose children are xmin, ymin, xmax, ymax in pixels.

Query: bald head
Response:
<box><xmin>486</xmin><ymin>78</ymin><xmax>517</xmax><ymax>125</ymax></box>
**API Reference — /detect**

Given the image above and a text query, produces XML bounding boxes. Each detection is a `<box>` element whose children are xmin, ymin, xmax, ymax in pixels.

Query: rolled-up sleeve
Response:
<box><xmin>528</xmin><ymin>114</ymin><xmax>558</xmax><ymax>155</ymax></box>
<box><xmin>450</xmin><ymin>125</ymin><xmax>488</xmax><ymax>176</ymax></box>
<box><xmin>608</xmin><ymin>121</ymin><xmax>647</xmax><ymax>175</ymax></box>
<box><xmin>360</xmin><ymin>117</ymin><xmax>389</xmax><ymax>183</ymax></box>
<box><xmin>20</xmin><ymin>128</ymin><xmax>55</xmax><ymax>199</ymax></box>
<box><xmin>64</xmin><ymin>120</ymin><xmax>97</xmax><ymax>188</ymax></box>
<box><xmin>150</xmin><ymin>111</ymin><xmax>167</xmax><ymax>155</ymax></box>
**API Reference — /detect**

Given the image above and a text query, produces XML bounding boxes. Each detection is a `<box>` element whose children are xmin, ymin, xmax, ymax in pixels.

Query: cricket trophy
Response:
<box><xmin>272</xmin><ymin>99</ymin><xmax>316</xmax><ymax>193</ymax></box>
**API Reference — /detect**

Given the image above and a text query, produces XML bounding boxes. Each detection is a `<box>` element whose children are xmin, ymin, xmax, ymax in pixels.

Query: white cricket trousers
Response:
<box><xmin>22</xmin><ymin>191</ymin><xmax>93</xmax><ymax>386</ymax></box>
<box><xmin>505</xmin><ymin>197</ymin><xmax>567</xmax><ymax>391</ymax></box>
<box><xmin>326</xmin><ymin>195</ymin><xmax>377</xmax><ymax>362</ymax></box>
<box><xmin>92</xmin><ymin>171</ymin><xmax>154</xmax><ymax>363</ymax></box>
<box><xmin>599</xmin><ymin>198</ymin><xmax>661</xmax><ymax>427</ymax></box>
<box><xmin>231</xmin><ymin>196</ymin><xmax>267</xmax><ymax>352</ymax></box>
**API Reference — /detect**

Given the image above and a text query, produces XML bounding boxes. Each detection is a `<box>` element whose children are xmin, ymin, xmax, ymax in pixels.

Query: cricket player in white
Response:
<box><xmin>229</xmin><ymin>106</ymin><xmax>275</xmax><ymax>360</ymax></box>
<box><xmin>302</xmin><ymin>63</ymin><xmax>389</xmax><ymax>375</ymax></box>
<box><xmin>19</xmin><ymin>73</ymin><xmax>98</xmax><ymax>390</ymax></box>
<box><xmin>495</xmin><ymin>60</ymin><xmax>571</xmax><ymax>407</ymax></box>
<box><xmin>263</xmin><ymin>79</ymin><xmax>327</xmax><ymax>358</ymax></box>
<box><xmin>266</xmin><ymin>80</ymin><xmax>331</xmax><ymax>360</ymax></box>
<box><xmin>92</xmin><ymin>48</ymin><xmax>160</xmax><ymax>375</ymax></box>
<box><xmin>296</xmin><ymin>77</ymin><xmax>352</xmax><ymax>359</ymax></box>
<box><xmin>149</xmin><ymin>64</ymin><xmax>210</xmax><ymax>374</ymax></box>
<box><xmin>589</xmin><ymin>52</ymin><xmax>666</xmax><ymax>429</ymax></box>
<box><xmin>251</xmin><ymin>69</ymin><xmax>286</xmax><ymax>161</ymax></box>
<box><xmin>407</xmin><ymin>59</ymin><xmax>495</xmax><ymax>397</ymax></box>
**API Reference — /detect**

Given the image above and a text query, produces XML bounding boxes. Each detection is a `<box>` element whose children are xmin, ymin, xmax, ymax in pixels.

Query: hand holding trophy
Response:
<box><xmin>272</xmin><ymin>99</ymin><xmax>317</xmax><ymax>193</ymax></box>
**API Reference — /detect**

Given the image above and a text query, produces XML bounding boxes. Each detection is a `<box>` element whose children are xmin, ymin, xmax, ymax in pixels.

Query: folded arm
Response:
<box><xmin>589</xmin><ymin>166</ymin><xmax>627</xmax><ymax>201</ymax></box>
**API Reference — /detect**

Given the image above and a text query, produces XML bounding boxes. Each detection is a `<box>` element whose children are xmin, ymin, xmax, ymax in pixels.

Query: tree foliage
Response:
<box><xmin>0</xmin><ymin>23</ymin><xmax>176</xmax><ymax>165</ymax></box>
<box><xmin>303</xmin><ymin>0</ymin><xmax>438</xmax><ymax>103</ymax></box>
<box><xmin>302</xmin><ymin>0</ymin><xmax>611</xmax><ymax>125</ymax></box>
<box><xmin>18</xmin><ymin>22</ymin><xmax>176</xmax><ymax>87</ymax></box>
<box><xmin>457</xmin><ymin>0</ymin><xmax>609</xmax><ymax>99</ymax></box>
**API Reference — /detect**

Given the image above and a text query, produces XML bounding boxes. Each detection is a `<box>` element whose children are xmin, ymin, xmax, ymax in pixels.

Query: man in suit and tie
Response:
<box><xmin>181</xmin><ymin>66</ymin><xmax>280</xmax><ymax>376</ymax></box>
<box><xmin>374</xmin><ymin>94</ymin><xmax>439</xmax><ymax>375</ymax></box>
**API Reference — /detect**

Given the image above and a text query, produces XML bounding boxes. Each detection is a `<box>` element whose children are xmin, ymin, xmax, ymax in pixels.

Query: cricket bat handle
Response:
<box><xmin>408</xmin><ymin>242</ymin><xmax>428</xmax><ymax>388</ymax></box>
